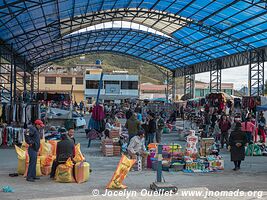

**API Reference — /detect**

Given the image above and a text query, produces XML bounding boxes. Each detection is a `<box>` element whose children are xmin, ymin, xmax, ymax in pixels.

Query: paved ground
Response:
<box><xmin>0</xmin><ymin>120</ymin><xmax>267</xmax><ymax>200</ymax></box>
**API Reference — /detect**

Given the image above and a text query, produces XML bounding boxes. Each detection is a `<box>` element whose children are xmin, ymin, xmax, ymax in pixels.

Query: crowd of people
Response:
<box><xmin>22</xmin><ymin>99</ymin><xmax>267</xmax><ymax>181</ymax></box>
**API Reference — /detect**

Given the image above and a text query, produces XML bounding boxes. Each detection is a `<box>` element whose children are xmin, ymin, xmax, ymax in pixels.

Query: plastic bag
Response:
<box><xmin>106</xmin><ymin>155</ymin><xmax>136</xmax><ymax>189</ymax></box>
<box><xmin>73</xmin><ymin>143</ymin><xmax>85</xmax><ymax>163</ymax></box>
<box><xmin>55</xmin><ymin>158</ymin><xmax>75</xmax><ymax>183</ymax></box>
<box><xmin>74</xmin><ymin>162</ymin><xmax>90</xmax><ymax>184</ymax></box>
<box><xmin>246</xmin><ymin>144</ymin><xmax>262</xmax><ymax>156</ymax></box>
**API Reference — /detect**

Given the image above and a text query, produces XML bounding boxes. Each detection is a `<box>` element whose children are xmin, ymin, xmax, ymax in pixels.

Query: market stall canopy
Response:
<box><xmin>1</xmin><ymin>1</ymin><xmax>267</xmax><ymax>72</ymax></box>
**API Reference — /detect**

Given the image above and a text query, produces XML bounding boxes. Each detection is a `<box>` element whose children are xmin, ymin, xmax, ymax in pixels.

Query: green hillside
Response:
<box><xmin>54</xmin><ymin>53</ymin><xmax>184</xmax><ymax>87</ymax></box>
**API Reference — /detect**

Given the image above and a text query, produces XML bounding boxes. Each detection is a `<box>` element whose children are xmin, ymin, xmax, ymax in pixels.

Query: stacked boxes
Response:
<box><xmin>109</xmin><ymin>129</ymin><xmax>120</xmax><ymax>139</ymax></box>
<box><xmin>199</xmin><ymin>138</ymin><xmax>215</xmax><ymax>156</ymax></box>
<box><xmin>113</xmin><ymin>145</ymin><xmax>121</xmax><ymax>156</ymax></box>
<box><xmin>102</xmin><ymin>127</ymin><xmax>122</xmax><ymax>157</ymax></box>
<box><xmin>101</xmin><ymin>139</ymin><xmax>113</xmax><ymax>157</ymax></box>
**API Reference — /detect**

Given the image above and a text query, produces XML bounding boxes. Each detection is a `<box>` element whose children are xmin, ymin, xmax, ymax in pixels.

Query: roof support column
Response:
<box><xmin>10</xmin><ymin>45</ymin><xmax>13</xmax><ymax>105</ymax></box>
<box><xmin>172</xmin><ymin>71</ymin><xmax>177</xmax><ymax>102</ymax></box>
<box><xmin>249</xmin><ymin>49</ymin><xmax>265</xmax><ymax>96</ymax></box>
<box><xmin>30</xmin><ymin>72</ymin><xmax>34</xmax><ymax>100</ymax></box>
<box><xmin>13</xmin><ymin>59</ymin><xmax>17</xmax><ymax>104</ymax></box>
<box><xmin>209</xmin><ymin>60</ymin><xmax>222</xmax><ymax>93</ymax></box>
<box><xmin>184</xmin><ymin>68</ymin><xmax>195</xmax><ymax>99</ymax></box>
<box><xmin>23</xmin><ymin>57</ymin><xmax>27</xmax><ymax>102</ymax></box>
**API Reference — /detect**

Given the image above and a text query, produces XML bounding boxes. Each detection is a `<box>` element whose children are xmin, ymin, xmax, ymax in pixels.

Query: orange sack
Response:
<box><xmin>106</xmin><ymin>155</ymin><xmax>136</xmax><ymax>189</ymax></box>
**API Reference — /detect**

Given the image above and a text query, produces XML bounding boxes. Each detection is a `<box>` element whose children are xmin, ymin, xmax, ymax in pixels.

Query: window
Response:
<box><xmin>61</xmin><ymin>77</ymin><xmax>72</xmax><ymax>85</ymax></box>
<box><xmin>76</xmin><ymin>77</ymin><xmax>83</xmax><ymax>85</ymax></box>
<box><xmin>45</xmin><ymin>77</ymin><xmax>56</xmax><ymax>84</ymax></box>
<box><xmin>86</xmin><ymin>80</ymin><xmax>99</xmax><ymax>89</ymax></box>
<box><xmin>199</xmin><ymin>89</ymin><xmax>205</xmax><ymax>97</ymax></box>
<box><xmin>104</xmin><ymin>80</ymin><xmax>119</xmax><ymax>88</ymax></box>
<box><xmin>121</xmin><ymin>81</ymin><xmax>138</xmax><ymax>90</ymax></box>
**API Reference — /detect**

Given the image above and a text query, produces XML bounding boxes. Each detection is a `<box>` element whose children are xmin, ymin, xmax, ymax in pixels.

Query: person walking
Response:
<box><xmin>25</xmin><ymin>119</ymin><xmax>44</xmax><ymax>182</ymax></box>
<box><xmin>229</xmin><ymin>122</ymin><xmax>248</xmax><ymax>171</ymax></box>
<box><xmin>219</xmin><ymin>115</ymin><xmax>231</xmax><ymax>149</ymax></box>
<box><xmin>155</xmin><ymin>114</ymin><xmax>165</xmax><ymax>143</ymax></box>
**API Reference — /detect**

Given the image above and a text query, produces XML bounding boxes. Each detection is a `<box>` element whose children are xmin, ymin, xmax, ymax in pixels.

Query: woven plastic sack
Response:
<box><xmin>55</xmin><ymin>158</ymin><xmax>75</xmax><ymax>183</ymax></box>
<box><xmin>24</xmin><ymin>155</ymin><xmax>42</xmax><ymax>177</ymax></box>
<box><xmin>74</xmin><ymin>162</ymin><xmax>90</xmax><ymax>184</ymax></box>
<box><xmin>73</xmin><ymin>143</ymin><xmax>85</xmax><ymax>163</ymax></box>
<box><xmin>106</xmin><ymin>155</ymin><xmax>136</xmax><ymax>189</ymax></box>
<box><xmin>15</xmin><ymin>145</ymin><xmax>26</xmax><ymax>175</ymax></box>
<box><xmin>21</xmin><ymin>141</ymin><xmax>29</xmax><ymax>151</ymax></box>
<box><xmin>48</xmin><ymin>140</ymin><xmax>58</xmax><ymax>156</ymax></box>
<box><xmin>39</xmin><ymin>139</ymin><xmax>52</xmax><ymax>156</ymax></box>
<box><xmin>40</xmin><ymin>154</ymin><xmax>55</xmax><ymax>167</ymax></box>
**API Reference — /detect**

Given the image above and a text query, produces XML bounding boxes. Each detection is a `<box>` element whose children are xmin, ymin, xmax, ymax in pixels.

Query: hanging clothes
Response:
<box><xmin>0</xmin><ymin>128</ymin><xmax>2</xmax><ymax>146</ymax></box>
<box><xmin>7</xmin><ymin>127</ymin><xmax>13</xmax><ymax>146</ymax></box>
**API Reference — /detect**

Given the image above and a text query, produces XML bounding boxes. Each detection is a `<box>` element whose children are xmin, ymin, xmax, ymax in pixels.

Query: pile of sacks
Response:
<box><xmin>15</xmin><ymin>140</ymin><xmax>90</xmax><ymax>183</ymax></box>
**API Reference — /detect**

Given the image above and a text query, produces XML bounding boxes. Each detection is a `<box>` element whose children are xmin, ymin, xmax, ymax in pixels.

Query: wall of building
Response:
<box><xmin>38</xmin><ymin>75</ymin><xmax>85</xmax><ymax>102</ymax></box>
<box><xmin>195</xmin><ymin>88</ymin><xmax>233</xmax><ymax>97</ymax></box>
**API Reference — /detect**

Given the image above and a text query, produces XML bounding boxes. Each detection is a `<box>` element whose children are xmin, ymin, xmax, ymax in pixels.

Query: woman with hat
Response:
<box><xmin>229</xmin><ymin>122</ymin><xmax>248</xmax><ymax>171</ymax></box>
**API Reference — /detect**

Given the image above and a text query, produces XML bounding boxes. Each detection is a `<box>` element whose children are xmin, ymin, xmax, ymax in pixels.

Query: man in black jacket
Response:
<box><xmin>25</xmin><ymin>119</ymin><xmax>44</xmax><ymax>182</ymax></box>
<box><xmin>50</xmin><ymin>133</ymin><xmax>75</xmax><ymax>179</ymax></box>
<box><xmin>147</xmin><ymin>113</ymin><xmax>156</xmax><ymax>145</ymax></box>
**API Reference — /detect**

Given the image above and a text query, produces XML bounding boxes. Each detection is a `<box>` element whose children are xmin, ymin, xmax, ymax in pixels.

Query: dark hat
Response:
<box><xmin>235</xmin><ymin>122</ymin><xmax>242</xmax><ymax>128</ymax></box>
<box><xmin>137</xmin><ymin>130</ymin><xmax>145</xmax><ymax>136</ymax></box>
<box><xmin>58</xmin><ymin>127</ymin><xmax>67</xmax><ymax>133</ymax></box>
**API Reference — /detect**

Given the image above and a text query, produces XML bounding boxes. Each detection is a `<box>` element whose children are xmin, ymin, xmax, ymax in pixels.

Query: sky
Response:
<box><xmin>195</xmin><ymin>64</ymin><xmax>267</xmax><ymax>90</ymax></box>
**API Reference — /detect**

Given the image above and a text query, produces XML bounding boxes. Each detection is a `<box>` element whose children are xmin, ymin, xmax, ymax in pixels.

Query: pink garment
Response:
<box><xmin>92</xmin><ymin>105</ymin><xmax>105</xmax><ymax>121</ymax></box>
<box><xmin>241</xmin><ymin>122</ymin><xmax>255</xmax><ymax>133</ymax></box>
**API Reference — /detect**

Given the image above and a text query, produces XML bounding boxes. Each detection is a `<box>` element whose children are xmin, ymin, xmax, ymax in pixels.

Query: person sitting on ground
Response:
<box><xmin>68</xmin><ymin>127</ymin><xmax>75</xmax><ymax>144</ymax></box>
<box><xmin>50</xmin><ymin>133</ymin><xmax>75</xmax><ymax>179</ymax></box>
<box><xmin>127</xmin><ymin>130</ymin><xmax>148</xmax><ymax>169</ymax></box>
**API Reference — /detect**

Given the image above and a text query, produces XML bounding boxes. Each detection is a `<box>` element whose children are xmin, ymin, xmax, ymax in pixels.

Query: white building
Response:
<box><xmin>84</xmin><ymin>72</ymin><xmax>139</xmax><ymax>103</ymax></box>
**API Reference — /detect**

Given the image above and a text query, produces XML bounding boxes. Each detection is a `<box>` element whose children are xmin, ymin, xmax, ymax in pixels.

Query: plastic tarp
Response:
<box><xmin>256</xmin><ymin>105</ymin><xmax>267</xmax><ymax>112</ymax></box>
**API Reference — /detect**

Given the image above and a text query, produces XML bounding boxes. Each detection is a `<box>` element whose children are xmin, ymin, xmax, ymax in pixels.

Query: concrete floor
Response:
<box><xmin>0</xmin><ymin>120</ymin><xmax>267</xmax><ymax>200</ymax></box>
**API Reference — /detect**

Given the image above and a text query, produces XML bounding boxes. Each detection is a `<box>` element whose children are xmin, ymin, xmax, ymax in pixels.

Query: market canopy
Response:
<box><xmin>1</xmin><ymin>0</ymin><xmax>267</xmax><ymax>73</ymax></box>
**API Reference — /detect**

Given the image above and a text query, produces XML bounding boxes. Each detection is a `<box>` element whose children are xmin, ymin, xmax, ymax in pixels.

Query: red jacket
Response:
<box><xmin>219</xmin><ymin>120</ymin><xmax>231</xmax><ymax>132</ymax></box>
